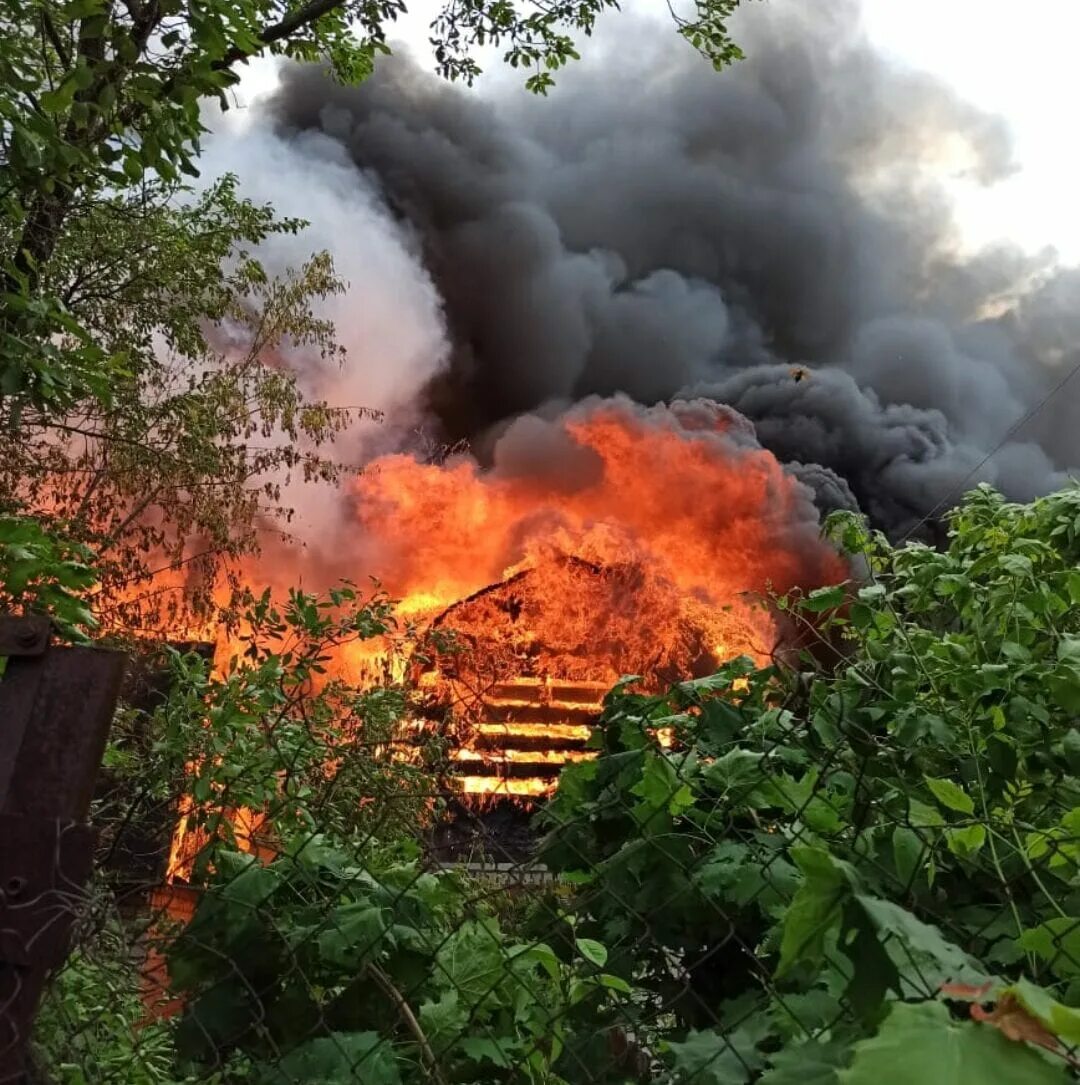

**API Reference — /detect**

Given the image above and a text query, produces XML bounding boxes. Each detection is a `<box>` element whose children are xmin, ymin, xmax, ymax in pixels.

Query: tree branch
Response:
<box><xmin>40</xmin><ymin>6</ymin><xmax>72</xmax><ymax>69</ymax></box>
<box><xmin>366</xmin><ymin>963</ymin><xmax>448</xmax><ymax>1085</ymax></box>
<box><xmin>221</xmin><ymin>0</ymin><xmax>347</xmax><ymax>62</ymax></box>
<box><xmin>115</xmin><ymin>0</ymin><xmax>347</xmax><ymax>132</ymax></box>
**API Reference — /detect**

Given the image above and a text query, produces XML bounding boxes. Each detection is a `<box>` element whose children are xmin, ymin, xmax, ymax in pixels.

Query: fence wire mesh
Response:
<box><xmin>23</xmin><ymin>622</ymin><xmax>1080</xmax><ymax>1085</ymax></box>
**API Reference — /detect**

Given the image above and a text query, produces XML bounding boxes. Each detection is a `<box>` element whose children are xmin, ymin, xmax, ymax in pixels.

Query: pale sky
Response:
<box><xmin>861</xmin><ymin>0</ymin><xmax>1080</xmax><ymax>262</ymax></box>
<box><xmin>233</xmin><ymin>0</ymin><xmax>1080</xmax><ymax>263</ymax></box>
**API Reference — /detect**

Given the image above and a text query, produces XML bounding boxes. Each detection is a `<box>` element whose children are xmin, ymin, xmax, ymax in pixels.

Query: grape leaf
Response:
<box><xmin>418</xmin><ymin>990</ymin><xmax>468</xmax><ymax>1051</ymax></box>
<box><xmin>668</xmin><ymin>1025</ymin><xmax>765</xmax><ymax>1085</ymax></box>
<box><xmin>262</xmin><ymin>1032</ymin><xmax>400</xmax><ymax>1085</ymax></box>
<box><xmin>433</xmin><ymin>919</ymin><xmax>507</xmax><ymax>1005</ymax></box>
<box><xmin>837</xmin><ymin>1001</ymin><xmax>1067</xmax><ymax>1085</ymax></box>
<box><xmin>760</xmin><ymin>1040</ymin><xmax>849</xmax><ymax>1085</ymax></box>
<box><xmin>778</xmin><ymin>848</ymin><xmax>857</xmax><ymax>977</ymax></box>
<box><xmin>854</xmin><ymin>895</ymin><xmax>988</xmax><ymax>991</ymax></box>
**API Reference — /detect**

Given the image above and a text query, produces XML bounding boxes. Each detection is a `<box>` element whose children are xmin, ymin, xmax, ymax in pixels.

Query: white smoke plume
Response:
<box><xmin>193</xmin><ymin>99</ymin><xmax>451</xmax><ymax>553</ymax></box>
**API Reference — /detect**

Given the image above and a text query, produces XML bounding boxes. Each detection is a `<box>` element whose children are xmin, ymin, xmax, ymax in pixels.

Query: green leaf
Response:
<box><xmin>261</xmin><ymin>1031</ymin><xmax>400</xmax><ymax>1085</ymax></box>
<box><xmin>460</xmin><ymin>1037</ymin><xmax>517</xmax><ymax>1067</ymax></box>
<box><xmin>892</xmin><ymin>827</ymin><xmax>924</xmax><ymax>887</ymax></box>
<box><xmin>79</xmin><ymin>13</ymin><xmax>108</xmax><ymax>38</ymax></box>
<box><xmin>63</xmin><ymin>0</ymin><xmax>106</xmax><ymax>16</ymax></box>
<box><xmin>925</xmin><ymin>777</ymin><xmax>975</xmax><ymax>816</ymax></box>
<box><xmin>433</xmin><ymin>920</ymin><xmax>505</xmax><ymax>1004</ymax></box>
<box><xmin>801</xmin><ymin>586</ymin><xmax>847</xmax><ymax>613</ymax></box>
<box><xmin>575</xmin><ymin>937</ymin><xmax>608</xmax><ymax>967</ymax></box>
<box><xmin>854</xmin><ymin>895</ymin><xmax>987</xmax><ymax>989</ymax></box>
<box><xmin>908</xmin><ymin>798</ymin><xmax>945</xmax><ymax>829</ymax></box>
<box><xmin>933</xmin><ymin>574</ymin><xmax>968</xmax><ymax>597</ymax></box>
<box><xmin>668</xmin><ymin>1027</ymin><xmax>763</xmax><ymax>1085</ymax></box>
<box><xmin>216</xmin><ymin>852</ymin><xmax>280</xmax><ymax>909</ymax></box>
<box><xmin>778</xmin><ymin>848</ymin><xmax>855</xmax><ymax>977</ymax></box>
<box><xmin>945</xmin><ymin>824</ymin><xmax>987</xmax><ymax>858</ymax></box>
<box><xmin>514</xmin><ymin>942</ymin><xmax>560</xmax><ymax>979</ymax></box>
<box><xmin>1062</xmin><ymin>731</ymin><xmax>1080</xmax><ymax>773</ymax></box>
<box><xmin>669</xmin><ymin>782</ymin><xmax>696</xmax><ymax>816</ymax></box>
<box><xmin>418</xmin><ymin>990</ymin><xmax>468</xmax><ymax>1051</ymax></box>
<box><xmin>1048</xmin><ymin>666</ymin><xmax>1080</xmax><ymax>713</ymax></box>
<box><xmin>41</xmin><ymin>80</ymin><xmax>78</xmax><ymax>113</ymax></box>
<box><xmin>630</xmin><ymin>751</ymin><xmax>688</xmax><ymax>823</ymax></box>
<box><xmin>597</xmin><ymin>973</ymin><xmax>633</xmax><ymax>993</ymax></box>
<box><xmin>838</xmin><ymin>1001</ymin><xmax>1066</xmax><ymax>1084</ymax></box>
<box><xmin>704</xmin><ymin>748</ymin><xmax>764</xmax><ymax>791</ymax></box>
<box><xmin>761</xmin><ymin>1041</ymin><xmax>849</xmax><ymax>1085</ymax></box>
<box><xmin>317</xmin><ymin>904</ymin><xmax>388</xmax><ymax>968</ymax></box>
<box><xmin>1019</xmin><ymin>919</ymin><xmax>1080</xmax><ymax>978</ymax></box>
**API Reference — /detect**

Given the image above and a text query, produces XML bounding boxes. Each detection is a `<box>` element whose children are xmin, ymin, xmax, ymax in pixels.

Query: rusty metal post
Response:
<box><xmin>0</xmin><ymin>615</ymin><xmax>126</xmax><ymax>1084</ymax></box>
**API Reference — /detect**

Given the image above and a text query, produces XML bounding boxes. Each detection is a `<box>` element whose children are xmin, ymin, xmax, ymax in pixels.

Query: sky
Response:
<box><xmin>860</xmin><ymin>0</ymin><xmax>1080</xmax><ymax>262</ymax></box>
<box><xmin>231</xmin><ymin>0</ymin><xmax>1080</xmax><ymax>263</ymax></box>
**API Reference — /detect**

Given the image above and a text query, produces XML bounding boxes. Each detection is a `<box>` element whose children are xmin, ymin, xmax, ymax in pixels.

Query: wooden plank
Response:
<box><xmin>0</xmin><ymin>655</ymin><xmax>45</xmax><ymax>808</ymax></box>
<box><xmin>1</xmin><ymin>645</ymin><xmax>126</xmax><ymax>821</ymax></box>
<box><xmin>0</xmin><ymin>615</ymin><xmax>49</xmax><ymax>658</ymax></box>
<box><xmin>0</xmin><ymin>638</ymin><xmax>127</xmax><ymax>1082</ymax></box>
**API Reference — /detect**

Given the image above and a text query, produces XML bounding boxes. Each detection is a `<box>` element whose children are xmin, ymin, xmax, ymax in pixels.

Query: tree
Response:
<box><xmin>0</xmin><ymin>0</ymin><xmax>748</xmax><ymax>407</ymax></box>
<box><xmin>0</xmin><ymin>173</ymin><xmax>372</xmax><ymax>631</ymax></box>
<box><xmin>0</xmin><ymin>0</ymin><xmax>750</xmax><ymax>629</ymax></box>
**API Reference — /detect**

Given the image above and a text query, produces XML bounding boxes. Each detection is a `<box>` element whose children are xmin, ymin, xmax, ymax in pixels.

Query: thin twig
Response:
<box><xmin>40</xmin><ymin>6</ymin><xmax>72</xmax><ymax>68</ymax></box>
<box><xmin>367</xmin><ymin>963</ymin><xmax>448</xmax><ymax>1085</ymax></box>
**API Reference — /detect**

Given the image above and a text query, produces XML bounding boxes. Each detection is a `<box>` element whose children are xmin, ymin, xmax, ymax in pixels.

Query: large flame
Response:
<box><xmin>330</xmin><ymin>396</ymin><xmax>846</xmax><ymax>799</ymax></box>
<box><xmin>344</xmin><ymin>396</ymin><xmax>843</xmax><ymax>670</ymax></box>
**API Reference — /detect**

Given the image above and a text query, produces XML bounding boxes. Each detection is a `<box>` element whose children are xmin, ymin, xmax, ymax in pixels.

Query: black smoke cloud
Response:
<box><xmin>262</xmin><ymin>0</ymin><xmax>1078</xmax><ymax>537</ymax></box>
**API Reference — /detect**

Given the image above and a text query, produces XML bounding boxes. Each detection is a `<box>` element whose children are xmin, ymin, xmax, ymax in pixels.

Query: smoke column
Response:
<box><xmin>206</xmin><ymin>0</ymin><xmax>1080</xmax><ymax>540</ymax></box>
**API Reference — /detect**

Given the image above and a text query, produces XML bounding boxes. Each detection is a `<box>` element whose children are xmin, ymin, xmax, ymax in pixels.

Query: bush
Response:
<box><xmin>538</xmin><ymin>484</ymin><xmax>1080</xmax><ymax>1081</ymax></box>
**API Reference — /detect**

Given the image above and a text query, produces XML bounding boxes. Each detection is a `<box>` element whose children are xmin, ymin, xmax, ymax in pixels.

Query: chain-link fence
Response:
<box><xmin>25</xmin><ymin>626</ymin><xmax>1080</xmax><ymax>1085</ymax></box>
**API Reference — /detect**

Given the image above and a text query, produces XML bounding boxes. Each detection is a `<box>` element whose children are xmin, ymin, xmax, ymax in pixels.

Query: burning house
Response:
<box><xmin>329</xmin><ymin>397</ymin><xmax>846</xmax><ymax>858</ymax></box>
<box><xmin>420</xmin><ymin>552</ymin><xmax>763</xmax><ymax>801</ymax></box>
<box><xmin>152</xmin><ymin>395</ymin><xmax>848</xmax><ymax>878</ymax></box>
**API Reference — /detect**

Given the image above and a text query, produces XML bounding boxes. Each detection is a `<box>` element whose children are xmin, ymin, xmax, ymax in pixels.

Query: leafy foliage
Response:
<box><xmin>1</xmin><ymin>178</ymin><xmax>371</xmax><ymax>633</ymax></box>
<box><xmin>0</xmin><ymin>510</ymin><xmax>97</xmax><ymax>638</ymax></box>
<box><xmin>103</xmin><ymin>583</ymin><xmax>443</xmax><ymax>879</ymax></box>
<box><xmin>536</xmin><ymin>484</ymin><xmax>1080</xmax><ymax>1081</ymax></box>
<box><xmin>166</xmin><ymin>840</ymin><xmax>635</xmax><ymax>1083</ymax></box>
<box><xmin>34</xmin><ymin>483</ymin><xmax>1080</xmax><ymax>1083</ymax></box>
<box><xmin>33</xmin><ymin>921</ymin><xmax>189</xmax><ymax>1085</ymax></box>
<box><xmin>0</xmin><ymin>0</ymin><xmax>750</xmax><ymax>405</ymax></box>
<box><xmin>837</xmin><ymin>1001</ymin><xmax>1066</xmax><ymax>1085</ymax></box>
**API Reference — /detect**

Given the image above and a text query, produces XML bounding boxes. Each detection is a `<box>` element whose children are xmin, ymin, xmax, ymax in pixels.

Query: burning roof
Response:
<box><xmin>424</xmin><ymin>552</ymin><xmax>765</xmax><ymax>691</ymax></box>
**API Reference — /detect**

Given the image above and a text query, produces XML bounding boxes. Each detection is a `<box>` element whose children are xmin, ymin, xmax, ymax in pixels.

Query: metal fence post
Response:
<box><xmin>0</xmin><ymin>615</ymin><xmax>126</xmax><ymax>1084</ymax></box>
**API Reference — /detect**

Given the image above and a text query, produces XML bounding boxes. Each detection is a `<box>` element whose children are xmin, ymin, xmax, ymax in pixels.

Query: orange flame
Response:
<box><xmin>343</xmin><ymin>397</ymin><xmax>845</xmax><ymax>796</ymax></box>
<box><xmin>351</xmin><ymin>399</ymin><xmax>842</xmax><ymax>667</ymax></box>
